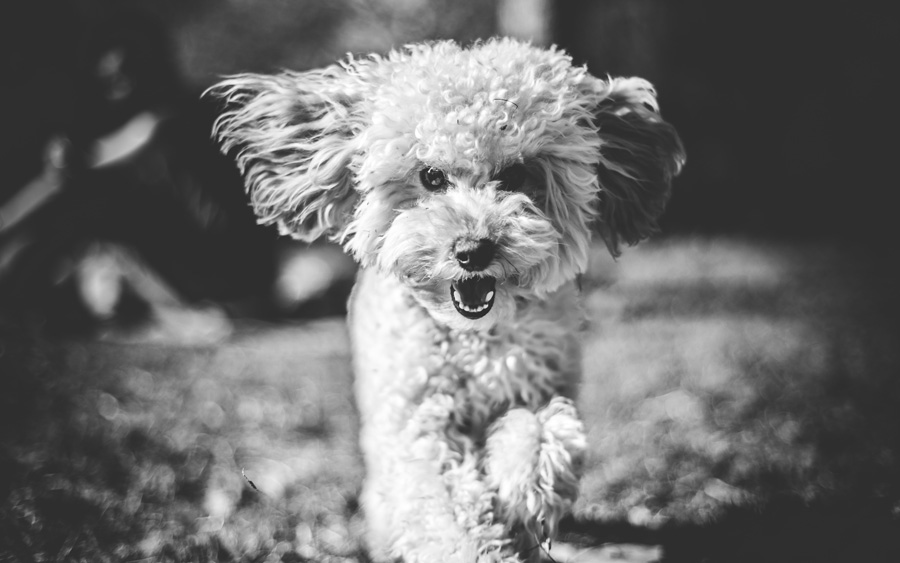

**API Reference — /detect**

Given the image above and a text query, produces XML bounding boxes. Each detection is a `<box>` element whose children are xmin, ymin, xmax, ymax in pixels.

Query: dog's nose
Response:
<box><xmin>455</xmin><ymin>239</ymin><xmax>495</xmax><ymax>271</ymax></box>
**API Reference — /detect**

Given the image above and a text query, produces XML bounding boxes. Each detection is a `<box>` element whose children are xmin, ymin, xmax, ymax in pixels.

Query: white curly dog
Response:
<box><xmin>209</xmin><ymin>38</ymin><xmax>684</xmax><ymax>563</ymax></box>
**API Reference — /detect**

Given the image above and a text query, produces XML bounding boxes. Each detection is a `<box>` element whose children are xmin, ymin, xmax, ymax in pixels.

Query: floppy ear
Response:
<box><xmin>206</xmin><ymin>67</ymin><xmax>361</xmax><ymax>241</ymax></box>
<box><xmin>587</xmin><ymin>76</ymin><xmax>685</xmax><ymax>256</ymax></box>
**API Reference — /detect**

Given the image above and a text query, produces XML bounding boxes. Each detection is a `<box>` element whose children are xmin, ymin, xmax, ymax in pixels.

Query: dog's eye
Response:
<box><xmin>494</xmin><ymin>163</ymin><xmax>527</xmax><ymax>192</ymax></box>
<box><xmin>419</xmin><ymin>167</ymin><xmax>447</xmax><ymax>191</ymax></box>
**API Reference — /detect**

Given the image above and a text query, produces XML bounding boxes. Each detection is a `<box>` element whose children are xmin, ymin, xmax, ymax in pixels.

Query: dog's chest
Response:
<box><xmin>422</xmin><ymin>328</ymin><xmax>560</xmax><ymax>425</ymax></box>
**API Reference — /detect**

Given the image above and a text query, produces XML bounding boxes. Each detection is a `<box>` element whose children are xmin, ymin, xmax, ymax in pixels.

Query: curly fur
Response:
<box><xmin>208</xmin><ymin>38</ymin><xmax>683</xmax><ymax>562</ymax></box>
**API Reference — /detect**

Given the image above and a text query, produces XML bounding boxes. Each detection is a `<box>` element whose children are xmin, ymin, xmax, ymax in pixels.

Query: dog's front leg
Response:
<box><xmin>484</xmin><ymin>397</ymin><xmax>587</xmax><ymax>549</ymax></box>
<box><xmin>363</xmin><ymin>393</ymin><xmax>518</xmax><ymax>563</ymax></box>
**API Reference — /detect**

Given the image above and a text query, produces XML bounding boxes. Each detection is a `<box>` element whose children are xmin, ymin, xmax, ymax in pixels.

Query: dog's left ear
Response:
<box><xmin>206</xmin><ymin>68</ymin><xmax>361</xmax><ymax>241</ymax></box>
<box><xmin>585</xmin><ymin>76</ymin><xmax>685</xmax><ymax>256</ymax></box>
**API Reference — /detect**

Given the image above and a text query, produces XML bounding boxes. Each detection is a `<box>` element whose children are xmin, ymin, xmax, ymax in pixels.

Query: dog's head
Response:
<box><xmin>208</xmin><ymin>39</ymin><xmax>684</xmax><ymax>330</ymax></box>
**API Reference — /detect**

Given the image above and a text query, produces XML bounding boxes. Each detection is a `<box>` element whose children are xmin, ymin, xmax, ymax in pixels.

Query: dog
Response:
<box><xmin>208</xmin><ymin>38</ymin><xmax>684</xmax><ymax>562</ymax></box>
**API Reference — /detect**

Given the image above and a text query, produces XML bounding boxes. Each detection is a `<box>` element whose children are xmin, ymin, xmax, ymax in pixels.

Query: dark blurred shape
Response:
<box><xmin>139</xmin><ymin>0</ymin><xmax>498</xmax><ymax>90</ymax></box>
<box><xmin>0</xmin><ymin>2</ymin><xmax>354</xmax><ymax>338</ymax></box>
<box><xmin>554</xmin><ymin>0</ymin><xmax>900</xmax><ymax>244</ymax></box>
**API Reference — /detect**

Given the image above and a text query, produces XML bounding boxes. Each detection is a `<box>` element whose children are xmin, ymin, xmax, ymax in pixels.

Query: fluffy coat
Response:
<box><xmin>208</xmin><ymin>38</ymin><xmax>684</xmax><ymax>562</ymax></box>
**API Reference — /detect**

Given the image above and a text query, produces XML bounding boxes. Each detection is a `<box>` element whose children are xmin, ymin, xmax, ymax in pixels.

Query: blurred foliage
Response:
<box><xmin>2</xmin><ymin>0</ymin><xmax>498</xmax><ymax>200</ymax></box>
<box><xmin>7</xmin><ymin>0</ymin><xmax>899</xmax><ymax>238</ymax></box>
<box><xmin>554</xmin><ymin>0</ymin><xmax>900</xmax><ymax>240</ymax></box>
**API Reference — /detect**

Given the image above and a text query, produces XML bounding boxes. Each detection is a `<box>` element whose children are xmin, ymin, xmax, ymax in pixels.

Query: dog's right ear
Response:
<box><xmin>585</xmin><ymin>76</ymin><xmax>686</xmax><ymax>257</ymax></box>
<box><xmin>206</xmin><ymin>68</ymin><xmax>361</xmax><ymax>241</ymax></box>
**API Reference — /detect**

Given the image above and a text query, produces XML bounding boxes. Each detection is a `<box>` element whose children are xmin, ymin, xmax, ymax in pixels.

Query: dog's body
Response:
<box><xmin>350</xmin><ymin>267</ymin><xmax>584</xmax><ymax>561</ymax></box>
<box><xmin>209</xmin><ymin>38</ymin><xmax>683</xmax><ymax>562</ymax></box>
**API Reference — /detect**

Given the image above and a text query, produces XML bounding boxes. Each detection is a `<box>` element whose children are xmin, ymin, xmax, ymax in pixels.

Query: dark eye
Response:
<box><xmin>419</xmin><ymin>167</ymin><xmax>447</xmax><ymax>190</ymax></box>
<box><xmin>494</xmin><ymin>163</ymin><xmax>527</xmax><ymax>192</ymax></box>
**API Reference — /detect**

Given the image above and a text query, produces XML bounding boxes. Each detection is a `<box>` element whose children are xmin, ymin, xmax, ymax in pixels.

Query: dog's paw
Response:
<box><xmin>484</xmin><ymin>397</ymin><xmax>586</xmax><ymax>541</ymax></box>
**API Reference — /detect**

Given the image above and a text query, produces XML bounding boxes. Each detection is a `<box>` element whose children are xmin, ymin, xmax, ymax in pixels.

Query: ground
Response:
<box><xmin>2</xmin><ymin>237</ymin><xmax>899</xmax><ymax>562</ymax></box>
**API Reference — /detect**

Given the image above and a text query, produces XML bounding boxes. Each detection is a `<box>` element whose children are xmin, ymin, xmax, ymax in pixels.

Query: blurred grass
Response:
<box><xmin>577</xmin><ymin>239</ymin><xmax>900</xmax><ymax>525</ymax></box>
<box><xmin>1</xmin><ymin>319</ymin><xmax>361</xmax><ymax>562</ymax></box>
<box><xmin>2</xmin><ymin>237</ymin><xmax>900</xmax><ymax>562</ymax></box>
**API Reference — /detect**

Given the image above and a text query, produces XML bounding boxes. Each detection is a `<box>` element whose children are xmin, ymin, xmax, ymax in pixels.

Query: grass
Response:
<box><xmin>2</xmin><ymin>237</ymin><xmax>899</xmax><ymax>562</ymax></box>
<box><xmin>1</xmin><ymin>321</ymin><xmax>361</xmax><ymax>562</ymax></box>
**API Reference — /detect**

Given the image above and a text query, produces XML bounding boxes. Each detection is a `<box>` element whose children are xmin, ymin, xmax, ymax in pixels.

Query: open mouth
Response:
<box><xmin>450</xmin><ymin>276</ymin><xmax>496</xmax><ymax>319</ymax></box>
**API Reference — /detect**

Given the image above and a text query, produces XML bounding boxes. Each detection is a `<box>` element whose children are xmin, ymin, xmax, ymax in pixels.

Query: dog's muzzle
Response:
<box><xmin>450</xmin><ymin>276</ymin><xmax>496</xmax><ymax>319</ymax></box>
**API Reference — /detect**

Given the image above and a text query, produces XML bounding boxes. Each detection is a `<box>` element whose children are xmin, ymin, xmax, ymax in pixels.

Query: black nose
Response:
<box><xmin>455</xmin><ymin>239</ymin><xmax>495</xmax><ymax>271</ymax></box>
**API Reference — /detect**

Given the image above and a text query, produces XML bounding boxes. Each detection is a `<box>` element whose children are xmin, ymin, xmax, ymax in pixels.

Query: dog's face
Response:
<box><xmin>209</xmin><ymin>39</ymin><xmax>684</xmax><ymax>330</ymax></box>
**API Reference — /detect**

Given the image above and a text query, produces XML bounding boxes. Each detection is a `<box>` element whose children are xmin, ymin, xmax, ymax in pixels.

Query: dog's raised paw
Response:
<box><xmin>485</xmin><ymin>398</ymin><xmax>586</xmax><ymax>541</ymax></box>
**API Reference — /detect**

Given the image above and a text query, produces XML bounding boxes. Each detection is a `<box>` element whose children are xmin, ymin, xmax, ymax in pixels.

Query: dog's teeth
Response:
<box><xmin>450</xmin><ymin>280</ymin><xmax>497</xmax><ymax>317</ymax></box>
<box><xmin>457</xmin><ymin>302</ymin><xmax>490</xmax><ymax>312</ymax></box>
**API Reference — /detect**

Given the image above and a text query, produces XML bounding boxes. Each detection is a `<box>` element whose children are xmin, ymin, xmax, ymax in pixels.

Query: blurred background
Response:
<box><xmin>1</xmin><ymin>1</ymin><xmax>899</xmax><ymax>561</ymax></box>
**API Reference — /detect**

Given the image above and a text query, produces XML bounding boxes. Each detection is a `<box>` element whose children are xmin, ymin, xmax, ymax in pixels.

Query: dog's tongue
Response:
<box><xmin>450</xmin><ymin>276</ymin><xmax>496</xmax><ymax>319</ymax></box>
